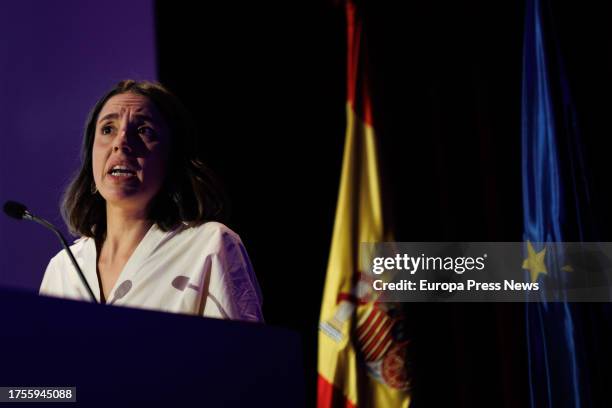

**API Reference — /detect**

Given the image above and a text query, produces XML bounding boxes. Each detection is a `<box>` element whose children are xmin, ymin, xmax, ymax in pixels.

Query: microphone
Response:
<box><xmin>3</xmin><ymin>200</ymin><xmax>98</xmax><ymax>303</ymax></box>
<box><xmin>3</xmin><ymin>201</ymin><xmax>28</xmax><ymax>219</ymax></box>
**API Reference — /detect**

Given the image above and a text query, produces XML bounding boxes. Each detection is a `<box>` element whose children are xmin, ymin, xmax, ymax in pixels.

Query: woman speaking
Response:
<box><xmin>39</xmin><ymin>80</ymin><xmax>263</xmax><ymax>322</ymax></box>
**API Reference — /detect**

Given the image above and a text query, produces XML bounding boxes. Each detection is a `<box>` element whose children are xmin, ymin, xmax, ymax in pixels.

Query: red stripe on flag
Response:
<box><xmin>364</xmin><ymin>327</ymin><xmax>392</xmax><ymax>362</ymax></box>
<box><xmin>361</xmin><ymin>91</ymin><xmax>374</xmax><ymax>128</ymax></box>
<box><xmin>346</xmin><ymin>0</ymin><xmax>374</xmax><ymax>127</ymax></box>
<box><xmin>346</xmin><ymin>0</ymin><xmax>360</xmax><ymax>107</ymax></box>
<box><xmin>367</xmin><ymin>331</ymin><xmax>394</xmax><ymax>362</ymax></box>
<box><xmin>362</xmin><ymin>316</ymin><xmax>394</xmax><ymax>360</ymax></box>
<box><xmin>357</xmin><ymin>313</ymin><xmax>387</xmax><ymax>348</ymax></box>
<box><xmin>357</xmin><ymin>310</ymin><xmax>385</xmax><ymax>343</ymax></box>
<box><xmin>355</xmin><ymin>308</ymin><xmax>378</xmax><ymax>337</ymax></box>
<box><xmin>337</xmin><ymin>292</ymin><xmax>368</xmax><ymax>306</ymax></box>
<box><xmin>317</xmin><ymin>374</ymin><xmax>356</xmax><ymax>408</ymax></box>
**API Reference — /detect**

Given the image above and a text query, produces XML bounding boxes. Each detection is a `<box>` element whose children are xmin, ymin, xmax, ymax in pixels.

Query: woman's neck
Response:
<box><xmin>102</xmin><ymin>204</ymin><xmax>153</xmax><ymax>261</ymax></box>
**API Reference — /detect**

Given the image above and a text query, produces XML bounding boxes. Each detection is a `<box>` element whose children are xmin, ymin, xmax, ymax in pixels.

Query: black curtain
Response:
<box><xmin>155</xmin><ymin>1</ymin><xmax>612</xmax><ymax>406</ymax></box>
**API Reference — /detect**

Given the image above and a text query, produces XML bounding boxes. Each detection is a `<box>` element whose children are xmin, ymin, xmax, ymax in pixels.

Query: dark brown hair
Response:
<box><xmin>62</xmin><ymin>79</ymin><xmax>226</xmax><ymax>240</ymax></box>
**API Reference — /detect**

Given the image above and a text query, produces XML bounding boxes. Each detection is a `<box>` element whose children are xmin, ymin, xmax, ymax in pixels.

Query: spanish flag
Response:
<box><xmin>317</xmin><ymin>1</ymin><xmax>411</xmax><ymax>407</ymax></box>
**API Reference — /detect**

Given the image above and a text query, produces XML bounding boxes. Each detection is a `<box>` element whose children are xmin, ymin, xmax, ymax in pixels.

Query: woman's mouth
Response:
<box><xmin>108</xmin><ymin>165</ymin><xmax>137</xmax><ymax>179</ymax></box>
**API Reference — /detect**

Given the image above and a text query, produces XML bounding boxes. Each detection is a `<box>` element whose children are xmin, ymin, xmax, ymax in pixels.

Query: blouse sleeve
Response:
<box><xmin>202</xmin><ymin>226</ymin><xmax>264</xmax><ymax>323</ymax></box>
<box><xmin>39</xmin><ymin>255</ymin><xmax>63</xmax><ymax>298</ymax></box>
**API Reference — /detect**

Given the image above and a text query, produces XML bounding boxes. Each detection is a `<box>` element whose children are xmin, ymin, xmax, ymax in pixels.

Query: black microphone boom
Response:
<box><xmin>3</xmin><ymin>200</ymin><xmax>98</xmax><ymax>303</ymax></box>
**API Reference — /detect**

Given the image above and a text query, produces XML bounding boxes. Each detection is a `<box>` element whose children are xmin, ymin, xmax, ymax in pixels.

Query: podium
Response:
<box><xmin>0</xmin><ymin>289</ymin><xmax>305</xmax><ymax>407</ymax></box>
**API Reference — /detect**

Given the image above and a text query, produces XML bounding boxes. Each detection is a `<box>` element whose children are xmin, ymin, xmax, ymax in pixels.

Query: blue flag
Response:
<box><xmin>521</xmin><ymin>0</ymin><xmax>593</xmax><ymax>406</ymax></box>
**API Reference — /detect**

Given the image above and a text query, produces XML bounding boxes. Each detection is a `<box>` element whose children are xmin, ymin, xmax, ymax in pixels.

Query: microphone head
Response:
<box><xmin>3</xmin><ymin>201</ymin><xmax>28</xmax><ymax>220</ymax></box>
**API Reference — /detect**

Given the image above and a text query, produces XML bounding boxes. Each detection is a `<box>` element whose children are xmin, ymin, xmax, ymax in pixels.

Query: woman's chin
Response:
<box><xmin>101</xmin><ymin>189</ymin><xmax>146</xmax><ymax>206</ymax></box>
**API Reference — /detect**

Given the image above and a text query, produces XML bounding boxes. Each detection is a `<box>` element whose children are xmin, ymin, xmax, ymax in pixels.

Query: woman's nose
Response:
<box><xmin>113</xmin><ymin>126</ymin><xmax>133</xmax><ymax>153</ymax></box>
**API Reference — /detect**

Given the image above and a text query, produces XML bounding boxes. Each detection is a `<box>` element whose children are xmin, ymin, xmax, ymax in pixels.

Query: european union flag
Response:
<box><xmin>521</xmin><ymin>0</ymin><xmax>596</xmax><ymax>406</ymax></box>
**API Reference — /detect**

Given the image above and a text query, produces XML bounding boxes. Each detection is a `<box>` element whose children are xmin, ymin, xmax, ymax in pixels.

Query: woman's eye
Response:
<box><xmin>138</xmin><ymin>126</ymin><xmax>155</xmax><ymax>137</ymax></box>
<box><xmin>101</xmin><ymin>125</ymin><xmax>114</xmax><ymax>135</ymax></box>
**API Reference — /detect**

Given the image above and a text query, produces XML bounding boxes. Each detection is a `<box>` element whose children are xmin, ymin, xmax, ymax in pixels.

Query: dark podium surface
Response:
<box><xmin>0</xmin><ymin>289</ymin><xmax>305</xmax><ymax>407</ymax></box>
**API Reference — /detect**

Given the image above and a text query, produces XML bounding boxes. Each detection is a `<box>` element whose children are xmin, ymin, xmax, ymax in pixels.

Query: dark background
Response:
<box><xmin>155</xmin><ymin>1</ymin><xmax>612</xmax><ymax>406</ymax></box>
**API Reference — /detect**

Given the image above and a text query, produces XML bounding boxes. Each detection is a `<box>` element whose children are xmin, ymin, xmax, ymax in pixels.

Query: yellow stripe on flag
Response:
<box><xmin>317</xmin><ymin>101</ymin><xmax>411</xmax><ymax>407</ymax></box>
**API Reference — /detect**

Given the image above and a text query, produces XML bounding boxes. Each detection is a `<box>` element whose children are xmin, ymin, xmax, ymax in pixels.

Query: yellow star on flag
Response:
<box><xmin>522</xmin><ymin>241</ymin><xmax>548</xmax><ymax>283</ymax></box>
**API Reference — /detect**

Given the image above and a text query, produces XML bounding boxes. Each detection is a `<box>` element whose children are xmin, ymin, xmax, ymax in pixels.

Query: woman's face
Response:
<box><xmin>92</xmin><ymin>92</ymin><xmax>170</xmax><ymax>212</ymax></box>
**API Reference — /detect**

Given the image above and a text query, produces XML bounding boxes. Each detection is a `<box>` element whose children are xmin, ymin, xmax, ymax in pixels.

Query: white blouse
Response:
<box><xmin>39</xmin><ymin>221</ymin><xmax>264</xmax><ymax>322</ymax></box>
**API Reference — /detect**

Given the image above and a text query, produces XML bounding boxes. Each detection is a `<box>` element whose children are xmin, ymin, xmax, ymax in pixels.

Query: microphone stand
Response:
<box><xmin>24</xmin><ymin>211</ymin><xmax>98</xmax><ymax>304</ymax></box>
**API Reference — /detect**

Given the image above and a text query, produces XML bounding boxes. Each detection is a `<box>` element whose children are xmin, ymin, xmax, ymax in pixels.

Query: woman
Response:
<box><xmin>39</xmin><ymin>80</ymin><xmax>263</xmax><ymax>322</ymax></box>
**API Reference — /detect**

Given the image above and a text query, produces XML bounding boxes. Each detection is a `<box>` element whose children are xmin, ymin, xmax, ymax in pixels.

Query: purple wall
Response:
<box><xmin>0</xmin><ymin>0</ymin><xmax>156</xmax><ymax>291</ymax></box>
